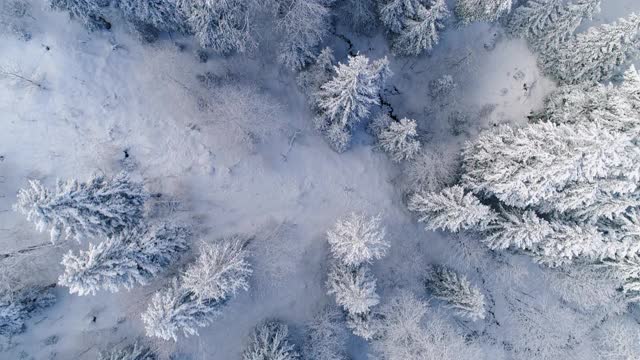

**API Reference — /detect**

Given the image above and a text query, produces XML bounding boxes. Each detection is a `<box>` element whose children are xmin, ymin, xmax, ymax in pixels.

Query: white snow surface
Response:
<box><xmin>1</xmin><ymin>0</ymin><xmax>640</xmax><ymax>359</ymax></box>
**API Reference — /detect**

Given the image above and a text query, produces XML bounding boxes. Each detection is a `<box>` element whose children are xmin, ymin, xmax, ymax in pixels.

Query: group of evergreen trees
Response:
<box><xmin>408</xmin><ymin>64</ymin><xmax>640</xmax><ymax>301</ymax></box>
<box><xmin>507</xmin><ymin>0</ymin><xmax>640</xmax><ymax>84</ymax></box>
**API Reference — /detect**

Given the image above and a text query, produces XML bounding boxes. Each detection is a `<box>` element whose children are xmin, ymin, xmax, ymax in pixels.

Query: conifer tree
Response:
<box><xmin>483</xmin><ymin>209</ymin><xmax>552</xmax><ymax>251</ymax></box>
<box><xmin>177</xmin><ymin>0</ymin><xmax>257</xmax><ymax>53</ymax></box>
<box><xmin>454</xmin><ymin>0</ymin><xmax>512</xmax><ymax>24</ymax></box>
<box><xmin>314</xmin><ymin>54</ymin><xmax>391</xmax><ymax>152</ymax></box>
<box><xmin>532</xmin><ymin>0</ymin><xmax>600</xmax><ymax>52</ymax></box>
<box><xmin>341</xmin><ymin>0</ymin><xmax>377</xmax><ymax>33</ymax></box>
<box><xmin>327</xmin><ymin>213</ymin><xmax>389</xmax><ymax>267</ymax></box>
<box><xmin>378</xmin><ymin>118</ymin><xmax>421</xmax><ymax>162</ymax></box>
<box><xmin>425</xmin><ymin>266</ymin><xmax>486</xmax><ymax>320</ymax></box>
<box><xmin>182</xmin><ymin>237</ymin><xmax>252</xmax><ymax>302</ymax></box>
<box><xmin>541</xmin><ymin>13</ymin><xmax>640</xmax><ymax>84</ymax></box>
<box><xmin>141</xmin><ymin>280</ymin><xmax>222</xmax><ymax>341</ymax></box>
<box><xmin>462</xmin><ymin>122</ymin><xmax>640</xmax><ymax>211</ymax></box>
<box><xmin>242</xmin><ymin>320</ymin><xmax>300</xmax><ymax>360</ymax></box>
<box><xmin>297</xmin><ymin>47</ymin><xmax>335</xmax><ymax>95</ymax></box>
<box><xmin>14</xmin><ymin>172</ymin><xmax>148</xmax><ymax>243</ymax></box>
<box><xmin>276</xmin><ymin>0</ymin><xmax>334</xmax><ymax>70</ymax></box>
<box><xmin>326</xmin><ymin>261</ymin><xmax>379</xmax><ymax>315</ymax></box>
<box><xmin>407</xmin><ymin>185</ymin><xmax>496</xmax><ymax>232</ymax></box>
<box><xmin>506</xmin><ymin>0</ymin><xmax>563</xmax><ymax>39</ymax></box>
<box><xmin>379</xmin><ymin>0</ymin><xmax>449</xmax><ymax>56</ymax></box>
<box><xmin>59</xmin><ymin>224</ymin><xmax>190</xmax><ymax>296</ymax></box>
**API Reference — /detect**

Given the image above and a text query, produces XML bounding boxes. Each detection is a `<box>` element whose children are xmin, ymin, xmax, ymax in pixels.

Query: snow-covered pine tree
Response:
<box><xmin>506</xmin><ymin>0</ymin><xmax>564</xmax><ymax>39</ymax></box>
<box><xmin>303</xmin><ymin>306</ymin><xmax>348</xmax><ymax>360</ymax></box>
<box><xmin>276</xmin><ymin>0</ymin><xmax>335</xmax><ymax>71</ymax></box>
<box><xmin>425</xmin><ymin>266</ymin><xmax>486</xmax><ymax>320</ymax></box>
<box><xmin>58</xmin><ymin>224</ymin><xmax>190</xmax><ymax>296</ymax></box>
<box><xmin>541</xmin><ymin>13</ymin><xmax>640</xmax><ymax>84</ymax></box>
<box><xmin>49</xmin><ymin>0</ymin><xmax>111</xmax><ymax>30</ymax></box>
<box><xmin>326</xmin><ymin>261</ymin><xmax>379</xmax><ymax>315</ymax></box>
<box><xmin>0</xmin><ymin>285</ymin><xmax>56</xmax><ymax>337</ymax></box>
<box><xmin>454</xmin><ymin>0</ymin><xmax>512</xmax><ymax>24</ymax></box>
<box><xmin>407</xmin><ymin>185</ymin><xmax>496</xmax><ymax>232</ymax></box>
<box><xmin>14</xmin><ymin>172</ymin><xmax>148</xmax><ymax>243</ymax></box>
<box><xmin>327</xmin><ymin>213</ymin><xmax>389</xmax><ymax>267</ymax></box>
<box><xmin>182</xmin><ymin>237</ymin><xmax>252</xmax><ymax>302</ymax></box>
<box><xmin>533</xmin><ymin>65</ymin><xmax>640</xmax><ymax>135</ymax></box>
<box><xmin>532</xmin><ymin>0</ymin><xmax>600</xmax><ymax>52</ymax></box>
<box><xmin>461</xmin><ymin>122</ymin><xmax>640</xmax><ymax>211</ymax></box>
<box><xmin>314</xmin><ymin>54</ymin><xmax>391</xmax><ymax>152</ymax></box>
<box><xmin>116</xmin><ymin>0</ymin><xmax>187</xmax><ymax>33</ymax></box>
<box><xmin>390</xmin><ymin>0</ymin><xmax>449</xmax><ymax>56</ymax></box>
<box><xmin>98</xmin><ymin>342</ymin><xmax>155</xmax><ymax>360</ymax></box>
<box><xmin>176</xmin><ymin>0</ymin><xmax>257</xmax><ymax>53</ymax></box>
<box><xmin>141</xmin><ymin>279</ymin><xmax>222</xmax><ymax>341</ymax></box>
<box><xmin>378</xmin><ymin>118</ymin><xmax>421</xmax><ymax>162</ymax></box>
<box><xmin>242</xmin><ymin>320</ymin><xmax>300</xmax><ymax>360</ymax></box>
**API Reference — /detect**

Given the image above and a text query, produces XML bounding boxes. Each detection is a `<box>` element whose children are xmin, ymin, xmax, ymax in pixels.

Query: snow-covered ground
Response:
<box><xmin>2</xmin><ymin>0</ymin><xmax>640</xmax><ymax>359</ymax></box>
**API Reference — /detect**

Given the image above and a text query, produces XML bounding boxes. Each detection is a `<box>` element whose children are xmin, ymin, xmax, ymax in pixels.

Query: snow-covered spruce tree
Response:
<box><xmin>461</xmin><ymin>122</ymin><xmax>640</xmax><ymax>212</ymax></box>
<box><xmin>327</xmin><ymin>213</ymin><xmax>388</xmax><ymax>267</ymax></box>
<box><xmin>540</xmin><ymin>13</ymin><xmax>640</xmax><ymax>85</ymax></box>
<box><xmin>326</xmin><ymin>261</ymin><xmax>379</xmax><ymax>315</ymax></box>
<box><xmin>532</xmin><ymin>65</ymin><xmax>640</xmax><ymax>135</ymax></box>
<box><xmin>507</xmin><ymin>0</ymin><xmax>600</xmax><ymax>52</ymax></box>
<box><xmin>378</xmin><ymin>118</ymin><xmax>421</xmax><ymax>162</ymax></box>
<box><xmin>391</xmin><ymin>0</ymin><xmax>449</xmax><ymax>56</ymax></box>
<box><xmin>242</xmin><ymin>320</ymin><xmax>300</xmax><ymax>360</ymax></box>
<box><xmin>532</xmin><ymin>0</ymin><xmax>600</xmax><ymax>53</ymax></box>
<box><xmin>425</xmin><ymin>266</ymin><xmax>486</xmax><ymax>320</ymax></box>
<box><xmin>303</xmin><ymin>306</ymin><xmax>348</xmax><ymax>360</ymax></box>
<box><xmin>506</xmin><ymin>0</ymin><xmax>564</xmax><ymax>39</ymax></box>
<box><xmin>276</xmin><ymin>0</ymin><xmax>335</xmax><ymax>71</ymax></box>
<box><xmin>182</xmin><ymin>237</ymin><xmax>252</xmax><ymax>302</ymax></box>
<box><xmin>58</xmin><ymin>224</ymin><xmax>190</xmax><ymax>296</ymax></box>
<box><xmin>49</xmin><ymin>0</ymin><xmax>111</xmax><ymax>30</ymax></box>
<box><xmin>314</xmin><ymin>54</ymin><xmax>391</xmax><ymax>152</ymax></box>
<box><xmin>454</xmin><ymin>0</ymin><xmax>512</xmax><ymax>25</ymax></box>
<box><xmin>297</xmin><ymin>47</ymin><xmax>335</xmax><ymax>95</ymax></box>
<box><xmin>14</xmin><ymin>172</ymin><xmax>148</xmax><ymax>243</ymax></box>
<box><xmin>371</xmin><ymin>291</ymin><xmax>482</xmax><ymax>360</ymax></box>
<box><xmin>116</xmin><ymin>0</ymin><xmax>188</xmax><ymax>33</ymax></box>
<box><xmin>98</xmin><ymin>342</ymin><xmax>155</xmax><ymax>360</ymax></box>
<box><xmin>141</xmin><ymin>280</ymin><xmax>222</xmax><ymax>341</ymax></box>
<box><xmin>0</xmin><ymin>285</ymin><xmax>56</xmax><ymax>337</ymax></box>
<box><xmin>176</xmin><ymin>0</ymin><xmax>257</xmax><ymax>53</ymax></box>
<box><xmin>407</xmin><ymin>185</ymin><xmax>496</xmax><ymax>232</ymax></box>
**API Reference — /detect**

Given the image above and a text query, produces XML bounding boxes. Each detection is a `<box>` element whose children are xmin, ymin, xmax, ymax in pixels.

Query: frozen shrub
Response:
<box><xmin>403</xmin><ymin>144</ymin><xmax>460</xmax><ymax>193</ymax></box>
<box><xmin>304</xmin><ymin>306</ymin><xmax>348</xmax><ymax>360</ymax></box>
<box><xmin>98</xmin><ymin>341</ymin><xmax>156</xmax><ymax>360</ymax></box>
